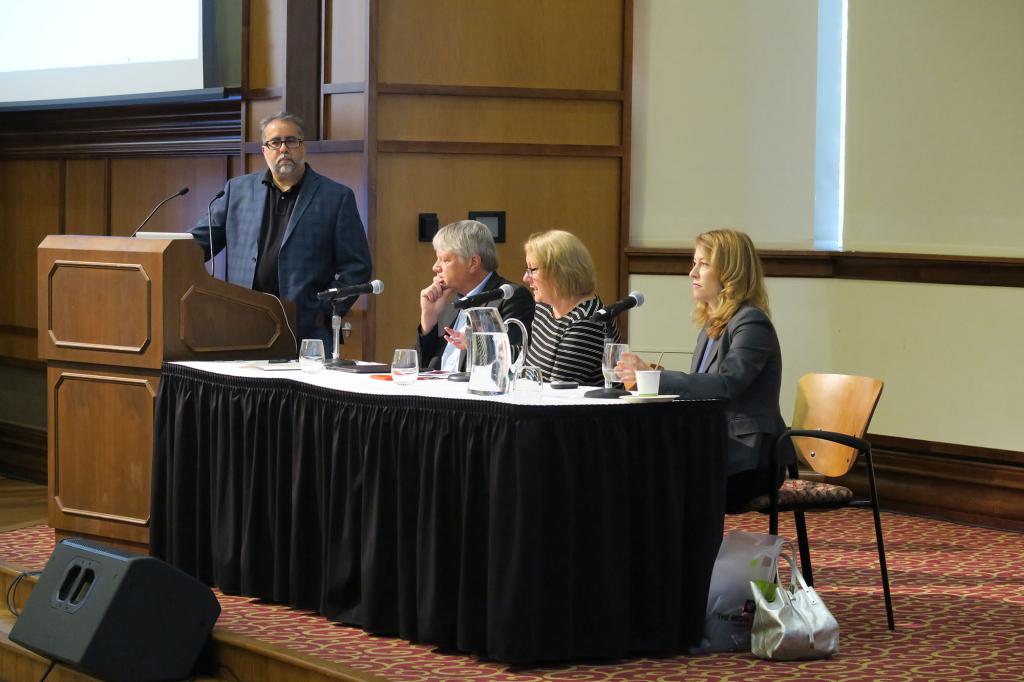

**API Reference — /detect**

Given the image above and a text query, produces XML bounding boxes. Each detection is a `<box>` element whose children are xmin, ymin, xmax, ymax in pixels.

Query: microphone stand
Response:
<box><xmin>325</xmin><ymin>298</ymin><xmax>355</xmax><ymax>368</ymax></box>
<box><xmin>584</xmin><ymin>383</ymin><xmax>630</xmax><ymax>399</ymax></box>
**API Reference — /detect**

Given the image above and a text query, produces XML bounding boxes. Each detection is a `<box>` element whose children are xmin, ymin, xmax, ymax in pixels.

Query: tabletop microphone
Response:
<box><xmin>594</xmin><ymin>291</ymin><xmax>645</xmax><ymax>322</ymax></box>
<box><xmin>452</xmin><ymin>283</ymin><xmax>515</xmax><ymax>310</ymax></box>
<box><xmin>132</xmin><ymin>186</ymin><xmax>189</xmax><ymax>237</ymax></box>
<box><xmin>207</xmin><ymin>189</ymin><xmax>226</xmax><ymax>280</ymax></box>
<box><xmin>316</xmin><ymin>279</ymin><xmax>384</xmax><ymax>301</ymax></box>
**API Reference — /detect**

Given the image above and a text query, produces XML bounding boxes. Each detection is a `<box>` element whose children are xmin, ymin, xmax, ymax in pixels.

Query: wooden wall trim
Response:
<box><xmin>0</xmin><ymin>356</ymin><xmax>44</xmax><ymax>371</ymax></box>
<box><xmin>377</xmin><ymin>140</ymin><xmax>623</xmax><ymax>157</ymax></box>
<box><xmin>617</xmin><ymin>0</ymin><xmax>634</xmax><ymax>333</ymax></box>
<box><xmin>378</xmin><ymin>82</ymin><xmax>624</xmax><ymax>101</ymax></box>
<box><xmin>0</xmin><ymin>325</ymin><xmax>36</xmax><ymax>337</ymax></box>
<box><xmin>365</xmin><ymin>0</ymin><xmax>380</xmax><ymax>365</ymax></box>
<box><xmin>242</xmin><ymin>140</ymin><xmax>364</xmax><ymax>154</ymax></box>
<box><xmin>324</xmin><ymin>82</ymin><xmax>368</xmax><ymax>95</ymax></box>
<box><xmin>626</xmin><ymin>248</ymin><xmax>1024</xmax><ymax>288</ymax></box>
<box><xmin>839</xmin><ymin>435</ymin><xmax>1024</xmax><ymax>531</ymax></box>
<box><xmin>871</xmin><ymin>433</ymin><xmax>1024</xmax><ymax>468</ymax></box>
<box><xmin>0</xmin><ymin>99</ymin><xmax>242</xmax><ymax>159</ymax></box>
<box><xmin>283</xmin><ymin>0</ymin><xmax>322</xmax><ymax>138</ymax></box>
<box><xmin>0</xmin><ymin>421</ymin><xmax>46</xmax><ymax>484</ymax></box>
<box><xmin>243</xmin><ymin>87</ymin><xmax>283</xmax><ymax>100</ymax></box>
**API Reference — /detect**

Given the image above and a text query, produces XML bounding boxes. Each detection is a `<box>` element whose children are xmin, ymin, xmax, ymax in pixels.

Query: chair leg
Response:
<box><xmin>793</xmin><ymin>510</ymin><xmax>813</xmax><ymax>586</ymax></box>
<box><xmin>866</xmin><ymin>451</ymin><xmax>896</xmax><ymax>630</ymax></box>
<box><xmin>769</xmin><ymin>507</ymin><xmax>779</xmax><ymax>536</ymax></box>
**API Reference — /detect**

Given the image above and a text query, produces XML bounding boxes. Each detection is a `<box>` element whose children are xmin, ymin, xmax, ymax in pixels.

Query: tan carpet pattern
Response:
<box><xmin>2</xmin><ymin>509</ymin><xmax>1023</xmax><ymax>681</ymax></box>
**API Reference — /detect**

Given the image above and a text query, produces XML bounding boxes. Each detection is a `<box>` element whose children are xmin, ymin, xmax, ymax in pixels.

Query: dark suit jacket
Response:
<box><xmin>189</xmin><ymin>165</ymin><xmax>372</xmax><ymax>348</ymax></box>
<box><xmin>660</xmin><ymin>305</ymin><xmax>794</xmax><ymax>476</ymax></box>
<box><xmin>416</xmin><ymin>271</ymin><xmax>535</xmax><ymax>370</ymax></box>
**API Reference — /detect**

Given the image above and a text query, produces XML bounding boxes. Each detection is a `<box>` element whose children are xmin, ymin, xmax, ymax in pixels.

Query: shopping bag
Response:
<box><xmin>749</xmin><ymin>542</ymin><xmax>839</xmax><ymax>660</ymax></box>
<box><xmin>703</xmin><ymin>530</ymin><xmax>787</xmax><ymax>652</ymax></box>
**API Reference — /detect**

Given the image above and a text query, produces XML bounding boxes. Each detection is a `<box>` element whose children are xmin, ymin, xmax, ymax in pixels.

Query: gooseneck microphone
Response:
<box><xmin>452</xmin><ymin>283</ymin><xmax>515</xmax><ymax>310</ymax></box>
<box><xmin>594</xmin><ymin>291</ymin><xmax>645</xmax><ymax>322</ymax></box>
<box><xmin>131</xmin><ymin>187</ymin><xmax>189</xmax><ymax>237</ymax></box>
<box><xmin>207</xmin><ymin>190</ymin><xmax>226</xmax><ymax>280</ymax></box>
<box><xmin>316</xmin><ymin>279</ymin><xmax>385</xmax><ymax>301</ymax></box>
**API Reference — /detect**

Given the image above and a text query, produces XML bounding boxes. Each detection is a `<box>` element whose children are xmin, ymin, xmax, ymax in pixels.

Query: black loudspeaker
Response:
<box><xmin>10</xmin><ymin>538</ymin><xmax>221</xmax><ymax>682</ymax></box>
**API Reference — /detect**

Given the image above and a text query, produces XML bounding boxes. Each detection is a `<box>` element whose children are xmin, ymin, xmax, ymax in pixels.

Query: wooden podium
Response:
<box><xmin>37</xmin><ymin>235</ymin><xmax>297</xmax><ymax>550</ymax></box>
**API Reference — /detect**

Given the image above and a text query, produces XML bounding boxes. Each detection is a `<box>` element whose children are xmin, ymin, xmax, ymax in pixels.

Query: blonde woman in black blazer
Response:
<box><xmin>617</xmin><ymin>229</ymin><xmax>794</xmax><ymax>510</ymax></box>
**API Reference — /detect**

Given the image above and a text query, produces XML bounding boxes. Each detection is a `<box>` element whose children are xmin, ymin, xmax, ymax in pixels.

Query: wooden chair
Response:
<box><xmin>745</xmin><ymin>373</ymin><xmax>895</xmax><ymax>630</ymax></box>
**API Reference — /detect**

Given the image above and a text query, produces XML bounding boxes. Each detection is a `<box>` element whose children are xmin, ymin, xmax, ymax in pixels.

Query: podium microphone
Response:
<box><xmin>316</xmin><ymin>279</ymin><xmax>385</xmax><ymax>301</ymax></box>
<box><xmin>452</xmin><ymin>284</ymin><xmax>515</xmax><ymax>310</ymax></box>
<box><xmin>593</xmin><ymin>291</ymin><xmax>645</xmax><ymax>322</ymax></box>
<box><xmin>131</xmin><ymin>187</ymin><xmax>189</xmax><ymax>237</ymax></box>
<box><xmin>207</xmin><ymin>190</ymin><xmax>226</xmax><ymax>280</ymax></box>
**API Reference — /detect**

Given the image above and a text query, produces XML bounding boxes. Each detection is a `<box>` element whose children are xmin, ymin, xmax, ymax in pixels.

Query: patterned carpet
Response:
<box><xmin>2</xmin><ymin>509</ymin><xmax>1023</xmax><ymax>681</ymax></box>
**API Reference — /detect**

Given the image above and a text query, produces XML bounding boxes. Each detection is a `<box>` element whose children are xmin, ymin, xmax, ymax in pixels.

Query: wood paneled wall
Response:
<box><xmin>0</xmin><ymin>101</ymin><xmax>243</xmax><ymax>362</ymax></box>
<box><xmin>0</xmin><ymin>0</ymin><xmax>632</xmax><ymax>366</ymax></box>
<box><xmin>369</xmin><ymin>0</ymin><xmax>632</xmax><ymax>360</ymax></box>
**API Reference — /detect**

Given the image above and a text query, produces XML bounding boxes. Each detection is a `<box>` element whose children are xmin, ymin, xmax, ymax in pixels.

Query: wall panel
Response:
<box><xmin>109</xmin><ymin>157</ymin><xmax>229</xmax><ymax>235</ymax></box>
<box><xmin>0</xmin><ymin>161</ymin><xmax>61</xmax><ymax>338</ymax></box>
<box><xmin>379</xmin><ymin>0</ymin><xmax>623</xmax><ymax>90</ymax></box>
<box><xmin>374</xmin><ymin>153</ymin><xmax>620</xmax><ymax>360</ymax></box>
<box><xmin>65</xmin><ymin>160</ymin><xmax>109</xmax><ymax>235</ymax></box>
<box><xmin>326</xmin><ymin>93</ymin><xmax>367</xmax><ymax>141</ymax></box>
<box><xmin>248</xmin><ymin>0</ymin><xmax>286</xmax><ymax>91</ymax></box>
<box><xmin>327</xmin><ymin>0</ymin><xmax>369</xmax><ymax>84</ymax></box>
<box><xmin>248</xmin><ymin>99</ymin><xmax>286</xmax><ymax>140</ymax></box>
<box><xmin>378</xmin><ymin>95</ymin><xmax>622</xmax><ymax>146</ymax></box>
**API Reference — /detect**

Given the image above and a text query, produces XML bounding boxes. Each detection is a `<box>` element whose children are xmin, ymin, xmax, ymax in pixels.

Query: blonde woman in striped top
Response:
<box><xmin>522</xmin><ymin>230</ymin><xmax>619</xmax><ymax>386</ymax></box>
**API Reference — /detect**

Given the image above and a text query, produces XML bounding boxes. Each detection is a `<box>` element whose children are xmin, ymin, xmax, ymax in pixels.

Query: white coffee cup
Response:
<box><xmin>635</xmin><ymin>370</ymin><xmax>662</xmax><ymax>396</ymax></box>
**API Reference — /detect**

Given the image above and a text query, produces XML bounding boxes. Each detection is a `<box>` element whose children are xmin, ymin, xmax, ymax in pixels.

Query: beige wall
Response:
<box><xmin>630</xmin><ymin>1</ymin><xmax>1024</xmax><ymax>451</ymax></box>
<box><xmin>631</xmin><ymin>0</ymin><xmax>819</xmax><ymax>249</ymax></box>
<box><xmin>845</xmin><ymin>0</ymin><xmax>1024</xmax><ymax>256</ymax></box>
<box><xmin>631</xmin><ymin>273</ymin><xmax>1024</xmax><ymax>452</ymax></box>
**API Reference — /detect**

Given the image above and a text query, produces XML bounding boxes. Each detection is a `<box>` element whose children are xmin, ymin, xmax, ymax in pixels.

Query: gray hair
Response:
<box><xmin>432</xmin><ymin>220</ymin><xmax>498</xmax><ymax>272</ymax></box>
<box><xmin>259</xmin><ymin>111</ymin><xmax>306</xmax><ymax>140</ymax></box>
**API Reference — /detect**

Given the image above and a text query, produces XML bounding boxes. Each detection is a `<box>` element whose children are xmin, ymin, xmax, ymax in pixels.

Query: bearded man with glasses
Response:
<box><xmin>189</xmin><ymin>111</ymin><xmax>371</xmax><ymax>348</ymax></box>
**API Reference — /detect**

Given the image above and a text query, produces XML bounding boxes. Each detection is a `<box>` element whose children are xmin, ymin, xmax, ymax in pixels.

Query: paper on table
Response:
<box><xmin>242</xmin><ymin>360</ymin><xmax>301</xmax><ymax>371</ymax></box>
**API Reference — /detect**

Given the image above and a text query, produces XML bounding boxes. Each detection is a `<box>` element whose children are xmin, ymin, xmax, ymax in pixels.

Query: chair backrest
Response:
<box><xmin>790</xmin><ymin>373</ymin><xmax>884</xmax><ymax>477</ymax></box>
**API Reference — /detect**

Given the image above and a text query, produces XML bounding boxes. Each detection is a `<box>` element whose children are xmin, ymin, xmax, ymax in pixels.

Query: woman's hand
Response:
<box><xmin>443</xmin><ymin>326</ymin><xmax>468</xmax><ymax>351</ymax></box>
<box><xmin>615</xmin><ymin>351</ymin><xmax>651</xmax><ymax>389</ymax></box>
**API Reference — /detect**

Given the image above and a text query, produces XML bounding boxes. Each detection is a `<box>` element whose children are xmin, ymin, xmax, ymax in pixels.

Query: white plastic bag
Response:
<box><xmin>749</xmin><ymin>542</ymin><xmax>839</xmax><ymax>660</ymax></box>
<box><xmin>703</xmin><ymin>530</ymin><xmax>787</xmax><ymax>652</ymax></box>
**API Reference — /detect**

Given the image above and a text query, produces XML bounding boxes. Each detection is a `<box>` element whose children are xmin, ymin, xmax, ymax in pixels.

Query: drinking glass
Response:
<box><xmin>298</xmin><ymin>339</ymin><xmax>325</xmax><ymax>373</ymax></box>
<box><xmin>514</xmin><ymin>365</ymin><xmax>544</xmax><ymax>400</ymax></box>
<box><xmin>602</xmin><ymin>342</ymin><xmax>629</xmax><ymax>390</ymax></box>
<box><xmin>391</xmin><ymin>349</ymin><xmax>419</xmax><ymax>385</ymax></box>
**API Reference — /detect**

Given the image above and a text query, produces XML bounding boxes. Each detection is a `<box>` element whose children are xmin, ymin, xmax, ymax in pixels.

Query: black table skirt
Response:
<box><xmin>151</xmin><ymin>363</ymin><xmax>727</xmax><ymax>663</ymax></box>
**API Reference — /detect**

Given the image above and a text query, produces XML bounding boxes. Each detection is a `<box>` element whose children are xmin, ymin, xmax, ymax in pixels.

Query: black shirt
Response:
<box><xmin>254</xmin><ymin>170</ymin><xmax>303</xmax><ymax>296</ymax></box>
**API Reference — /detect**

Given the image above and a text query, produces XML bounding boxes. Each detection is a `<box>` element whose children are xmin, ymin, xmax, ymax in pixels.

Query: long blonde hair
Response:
<box><xmin>692</xmin><ymin>229</ymin><xmax>770</xmax><ymax>338</ymax></box>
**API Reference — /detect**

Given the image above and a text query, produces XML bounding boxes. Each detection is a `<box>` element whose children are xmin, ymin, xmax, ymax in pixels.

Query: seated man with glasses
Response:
<box><xmin>189</xmin><ymin>111</ymin><xmax>371</xmax><ymax>349</ymax></box>
<box><xmin>417</xmin><ymin>220</ymin><xmax>534</xmax><ymax>371</ymax></box>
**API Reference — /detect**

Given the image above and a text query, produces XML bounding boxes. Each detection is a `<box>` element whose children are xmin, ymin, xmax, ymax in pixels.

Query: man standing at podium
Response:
<box><xmin>189</xmin><ymin>111</ymin><xmax>372</xmax><ymax>348</ymax></box>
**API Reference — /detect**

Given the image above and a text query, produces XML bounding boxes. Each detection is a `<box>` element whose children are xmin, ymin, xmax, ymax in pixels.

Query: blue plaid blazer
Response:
<box><xmin>190</xmin><ymin>166</ymin><xmax>372</xmax><ymax>348</ymax></box>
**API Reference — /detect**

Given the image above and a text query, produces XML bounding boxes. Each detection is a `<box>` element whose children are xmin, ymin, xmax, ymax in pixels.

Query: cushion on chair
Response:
<box><xmin>744</xmin><ymin>478</ymin><xmax>855</xmax><ymax>513</ymax></box>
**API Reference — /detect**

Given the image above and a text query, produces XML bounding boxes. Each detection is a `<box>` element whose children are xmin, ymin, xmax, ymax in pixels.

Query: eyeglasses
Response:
<box><xmin>263</xmin><ymin>136</ymin><xmax>304</xmax><ymax>150</ymax></box>
<box><xmin>524</xmin><ymin>266</ymin><xmax>540</xmax><ymax>277</ymax></box>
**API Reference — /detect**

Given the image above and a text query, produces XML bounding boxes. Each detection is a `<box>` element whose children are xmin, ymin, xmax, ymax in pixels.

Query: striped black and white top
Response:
<box><xmin>525</xmin><ymin>297</ymin><xmax>620</xmax><ymax>386</ymax></box>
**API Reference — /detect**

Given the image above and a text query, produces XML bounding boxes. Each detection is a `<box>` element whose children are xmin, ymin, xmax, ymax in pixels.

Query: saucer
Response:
<box><xmin>619</xmin><ymin>394</ymin><xmax>679</xmax><ymax>404</ymax></box>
